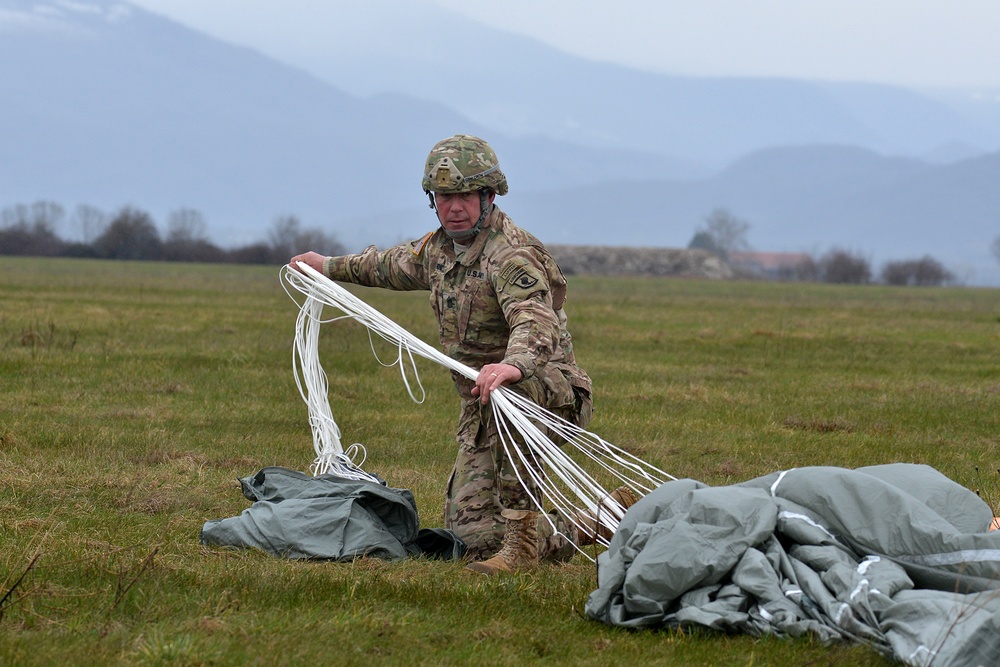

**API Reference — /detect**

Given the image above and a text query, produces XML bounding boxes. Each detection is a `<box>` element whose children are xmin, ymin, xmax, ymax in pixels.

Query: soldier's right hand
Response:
<box><xmin>289</xmin><ymin>251</ymin><xmax>326</xmax><ymax>274</ymax></box>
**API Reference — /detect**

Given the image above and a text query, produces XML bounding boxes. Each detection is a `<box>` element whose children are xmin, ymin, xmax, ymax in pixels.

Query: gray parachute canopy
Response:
<box><xmin>586</xmin><ymin>464</ymin><xmax>1000</xmax><ymax>667</ymax></box>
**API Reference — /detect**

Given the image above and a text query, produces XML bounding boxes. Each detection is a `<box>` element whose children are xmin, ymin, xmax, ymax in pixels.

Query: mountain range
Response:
<box><xmin>2</xmin><ymin>0</ymin><xmax>999</xmax><ymax>284</ymax></box>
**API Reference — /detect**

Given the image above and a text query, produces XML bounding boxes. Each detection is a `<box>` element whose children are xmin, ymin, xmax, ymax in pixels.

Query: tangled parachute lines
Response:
<box><xmin>280</xmin><ymin>262</ymin><xmax>674</xmax><ymax>556</ymax></box>
<box><xmin>283</xmin><ymin>269</ymin><xmax>383</xmax><ymax>484</ymax></box>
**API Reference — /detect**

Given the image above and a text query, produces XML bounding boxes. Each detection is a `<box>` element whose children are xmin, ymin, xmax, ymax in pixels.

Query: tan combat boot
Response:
<box><xmin>466</xmin><ymin>509</ymin><xmax>539</xmax><ymax>575</ymax></box>
<box><xmin>576</xmin><ymin>486</ymin><xmax>640</xmax><ymax>546</ymax></box>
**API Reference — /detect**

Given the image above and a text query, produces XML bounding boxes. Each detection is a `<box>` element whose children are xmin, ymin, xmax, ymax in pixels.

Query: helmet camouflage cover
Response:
<box><xmin>422</xmin><ymin>134</ymin><xmax>509</xmax><ymax>196</ymax></box>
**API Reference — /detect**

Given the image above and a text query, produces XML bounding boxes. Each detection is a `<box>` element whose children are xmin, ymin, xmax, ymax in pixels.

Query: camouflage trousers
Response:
<box><xmin>443</xmin><ymin>364</ymin><xmax>593</xmax><ymax>561</ymax></box>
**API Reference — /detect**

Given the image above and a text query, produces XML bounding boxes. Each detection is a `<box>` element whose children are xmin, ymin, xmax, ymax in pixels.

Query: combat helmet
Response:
<box><xmin>422</xmin><ymin>134</ymin><xmax>508</xmax><ymax>196</ymax></box>
<box><xmin>423</xmin><ymin>135</ymin><xmax>507</xmax><ymax>241</ymax></box>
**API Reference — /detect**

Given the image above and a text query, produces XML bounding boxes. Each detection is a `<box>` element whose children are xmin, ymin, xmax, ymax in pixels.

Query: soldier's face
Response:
<box><xmin>435</xmin><ymin>191</ymin><xmax>493</xmax><ymax>234</ymax></box>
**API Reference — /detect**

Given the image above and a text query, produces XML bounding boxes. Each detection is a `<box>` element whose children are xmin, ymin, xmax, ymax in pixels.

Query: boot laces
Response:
<box><xmin>496</xmin><ymin>528</ymin><xmax>523</xmax><ymax>564</ymax></box>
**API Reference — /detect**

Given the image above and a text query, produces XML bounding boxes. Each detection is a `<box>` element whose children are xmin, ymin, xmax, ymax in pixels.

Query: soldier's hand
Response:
<box><xmin>288</xmin><ymin>251</ymin><xmax>326</xmax><ymax>274</ymax></box>
<box><xmin>472</xmin><ymin>363</ymin><xmax>522</xmax><ymax>404</ymax></box>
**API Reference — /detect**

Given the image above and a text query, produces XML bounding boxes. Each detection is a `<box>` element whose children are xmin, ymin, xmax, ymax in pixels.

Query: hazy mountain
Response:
<box><xmin>337</xmin><ymin>57</ymin><xmax>1000</xmax><ymax>168</ymax></box>
<box><xmin>0</xmin><ymin>0</ymin><xmax>683</xmax><ymax>245</ymax></box>
<box><xmin>1</xmin><ymin>0</ymin><xmax>998</xmax><ymax>284</ymax></box>
<box><xmin>197</xmin><ymin>0</ymin><xmax>1000</xmax><ymax>166</ymax></box>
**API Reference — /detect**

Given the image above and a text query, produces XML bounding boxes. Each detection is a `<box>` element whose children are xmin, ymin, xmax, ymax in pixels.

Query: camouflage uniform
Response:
<box><xmin>323</xmin><ymin>205</ymin><xmax>591</xmax><ymax>560</ymax></box>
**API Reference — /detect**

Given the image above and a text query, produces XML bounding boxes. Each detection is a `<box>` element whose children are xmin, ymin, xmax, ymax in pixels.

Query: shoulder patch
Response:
<box><xmin>498</xmin><ymin>262</ymin><xmax>540</xmax><ymax>291</ymax></box>
<box><xmin>411</xmin><ymin>231</ymin><xmax>434</xmax><ymax>257</ymax></box>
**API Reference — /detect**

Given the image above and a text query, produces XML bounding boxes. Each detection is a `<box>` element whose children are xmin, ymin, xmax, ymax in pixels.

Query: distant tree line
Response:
<box><xmin>3</xmin><ymin>200</ymin><xmax>988</xmax><ymax>288</ymax></box>
<box><xmin>0</xmin><ymin>201</ymin><xmax>345</xmax><ymax>264</ymax></box>
<box><xmin>689</xmin><ymin>208</ymin><xmax>964</xmax><ymax>287</ymax></box>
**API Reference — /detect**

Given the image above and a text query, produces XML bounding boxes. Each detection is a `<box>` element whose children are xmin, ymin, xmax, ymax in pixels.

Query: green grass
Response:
<box><xmin>2</xmin><ymin>256</ymin><xmax>999</xmax><ymax>666</ymax></box>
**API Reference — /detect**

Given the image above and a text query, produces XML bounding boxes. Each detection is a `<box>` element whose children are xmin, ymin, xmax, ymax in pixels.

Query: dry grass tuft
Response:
<box><xmin>782</xmin><ymin>416</ymin><xmax>856</xmax><ymax>433</ymax></box>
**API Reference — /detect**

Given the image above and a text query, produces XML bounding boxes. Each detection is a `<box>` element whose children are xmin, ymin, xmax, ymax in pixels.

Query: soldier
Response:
<box><xmin>290</xmin><ymin>134</ymin><xmax>634</xmax><ymax>574</ymax></box>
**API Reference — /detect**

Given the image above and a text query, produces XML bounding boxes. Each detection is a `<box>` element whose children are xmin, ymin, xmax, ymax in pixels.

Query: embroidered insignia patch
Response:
<box><xmin>498</xmin><ymin>263</ymin><xmax>540</xmax><ymax>291</ymax></box>
<box><xmin>467</xmin><ymin>269</ymin><xmax>486</xmax><ymax>280</ymax></box>
<box><xmin>411</xmin><ymin>231</ymin><xmax>434</xmax><ymax>256</ymax></box>
<box><xmin>512</xmin><ymin>273</ymin><xmax>538</xmax><ymax>289</ymax></box>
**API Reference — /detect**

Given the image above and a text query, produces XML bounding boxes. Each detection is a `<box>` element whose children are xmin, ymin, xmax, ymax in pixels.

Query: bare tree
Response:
<box><xmin>30</xmin><ymin>201</ymin><xmax>65</xmax><ymax>235</ymax></box>
<box><xmin>267</xmin><ymin>214</ymin><xmax>345</xmax><ymax>263</ymax></box>
<box><xmin>294</xmin><ymin>227</ymin><xmax>346</xmax><ymax>257</ymax></box>
<box><xmin>818</xmin><ymin>248</ymin><xmax>872</xmax><ymax>284</ymax></box>
<box><xmin>0</xmin><ymin>203</ymin><xmax>28</xmax><ymax>229</ymax></box>
<box><xmin>94</xmin><ymin>207</ymin><xmax>162</xmax><ymax>260</ymax></box>
<box><xmin>688</xmin><ymin>208</ymin><xmax>750</xmax><ymax>259</ymax></box>
<box><xmin>166</xmin><ymin>208</ymin><xmax>208</xmax><ymax>243</ymax></box>
<box><xmin>777</xmin><ymin>256</ymin><xmax>819</xmax><ymax>282</ymax></box>
<box><xmin>162</xmin><ymin>208</ymin><xmax>226</xmax><ymax>262</ymax></box>
<box><xmin>881</xmin><ymin>261</ymin><xmax>912</xmax><ymax>286</ymax></box>
<box><xmin>0</xmin><ymin>201</ymin><xmax>66</xmax><ymax>256</ymax></box>
<box><xmin>1</xmin><ymin>200</ymin><xmax>64</xmax><ymax>234</ymax></box>
<box><xmin>72</xmin><ymin>204</ymin><xmax>107</xmax><ymax>244</ymax></box>
<box><xmin>267</xmin><ymin>215</ymin><xmax>302</xmax><ymax>260</ymax></box>
<box><xmin>881</xmin><ymin>256</ymin><xmax>954</xmax><ymax>286</ymax></box>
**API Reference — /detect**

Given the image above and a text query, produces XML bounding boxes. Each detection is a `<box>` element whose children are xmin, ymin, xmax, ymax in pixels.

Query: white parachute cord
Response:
<box><xmin>284</xmin><ymin>272</ymin><xmax>384</xmax><ymax>484</ymax></box>
<box><xmin>488</xmin><ymin>393</ymin><xmax>655</xmax><ymax>554</ymax></box>
<box><xmin>281</xmin><ymin>263</ymin><xmax>675</xmax><ymax>553</ymax></box>
<box><xmin>502</xmin><ymin>390</ymin><xmax>666</xmax><ymax>493</ymax></box>
<box><xmin>292</xmin><ymin>295</ymin><xmax>341</xmax><ymax>464</ymax></box>
<box><xmin>282</xmin><ymin>264</ymin><xmax>474</xmax><ymax>381</ymax></box>
<box><xmin>362</xmin><ymin>328</ymin><xmax>427</xmax><ymax>405</ymax></box>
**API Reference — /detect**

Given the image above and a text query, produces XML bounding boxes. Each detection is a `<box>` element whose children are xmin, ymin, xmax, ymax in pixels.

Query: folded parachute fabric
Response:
<box><xmin>586</xmin><ymin>463</ymin><xmax>1000</xmax><ymax>667</ymax></box>
<box><xmin>200</xmin><ymin>466</ymin><xmax>465</xmax><ymax>561</ymax></box>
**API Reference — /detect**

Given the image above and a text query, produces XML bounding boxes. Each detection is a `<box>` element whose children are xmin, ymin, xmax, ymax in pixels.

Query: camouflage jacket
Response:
<box><xmin>322</xmin><ymin>206</ymin><xmax>590</xmax><ymax>400</ymax></box>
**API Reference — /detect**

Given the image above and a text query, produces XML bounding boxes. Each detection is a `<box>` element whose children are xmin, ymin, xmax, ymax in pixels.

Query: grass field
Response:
<box><xmin>2</xmin><ymin>256</ymin><xmax>998</xmax><ymax>666</ymax></box>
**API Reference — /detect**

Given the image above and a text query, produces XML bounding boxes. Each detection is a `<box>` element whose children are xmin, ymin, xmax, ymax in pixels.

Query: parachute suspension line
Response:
<box><xmin>286</xmin><ymin>272</ymin><xmax>382</xmax><ymax>483</ymax></box>
<box><xmin>280</xmin><ymin>263</ymin><xmax>675</xmax><ymax>557</ymax></box>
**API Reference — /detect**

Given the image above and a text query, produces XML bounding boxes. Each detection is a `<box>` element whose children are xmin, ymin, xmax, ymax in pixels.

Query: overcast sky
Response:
<box><xmin>129</xmin><ymin>0</ymin><xmax>1000</xmax><ymax>89</ymax></box>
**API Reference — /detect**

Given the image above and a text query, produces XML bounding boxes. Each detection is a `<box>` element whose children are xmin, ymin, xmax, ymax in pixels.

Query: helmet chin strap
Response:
<box><xmin>433</xmin><ymin>190</ymin><xmax>493</xmax><ymax>241</ymax></box>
